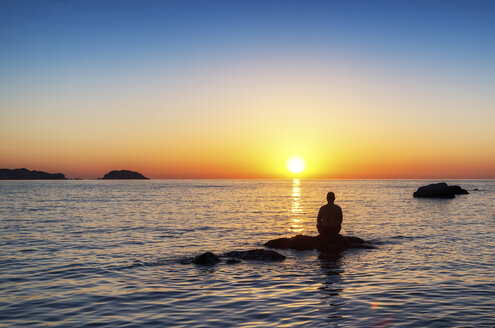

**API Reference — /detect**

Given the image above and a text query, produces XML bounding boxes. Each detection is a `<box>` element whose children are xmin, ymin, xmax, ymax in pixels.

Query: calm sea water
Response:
<box><xmin>0</xmin><ymin>180</ymin><xmax>494</xmax><ymax>327</ymax></box>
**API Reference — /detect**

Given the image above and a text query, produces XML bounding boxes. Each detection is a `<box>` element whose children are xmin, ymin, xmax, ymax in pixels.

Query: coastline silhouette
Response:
<box><xmin>0</xmin><ymin>168</ymin><xmax>66</xmax><ymax>180</ymax></box>
<box><xmin>0</xmin><ymin>168</ymin><xmax>147</xmax><ymax>180</ymax></box>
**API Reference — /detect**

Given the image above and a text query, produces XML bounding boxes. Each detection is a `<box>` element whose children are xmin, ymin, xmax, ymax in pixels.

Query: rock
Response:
<box><xmin>189</xmin><ymin>236</ymin><xmax>372</xmax><ymax>266</ymax></box>
<box><xmin>0</xmin><ymin>168</ymin><xmax>66</xmax><ymax>180</ymax></box>
<box><xmin>447</xmin><ymin>185</ymin><xmax>469</xmax><ymax>195</ymax></box>
<box><xmin>101</xmin><ymin>170</ymin><xmax>149</xmax><ymax>180</ymax></box>
<box><xmin>343</xmin><ymin>236</ymin><xmax>374</xmax><ymax>249</ymax></box>
<box><xmin>345</xmin><ymin>236</ymin><xmax>365</xmax><ymax>244</ymax></box>
<box><xmin>225</xmin><ymin>259</ymin><xmax>242</xmax><ymax>264</ymax></box>
<box><xmin>413</xmin><ymin>183</ymin><xmax>469</xmax><ymax>198</ymax></box>
<box><xmin>224</xmin><ymin>249</ymin><xmax>286</xmax><ymax>261</ymax></box>
<box><xmin>192</xmin><ymin>252</ymin><xmax>221</xmax><ymax>265</ymax></box>
<box><xmin>265</xmin><ymin>235</ymin><xmax>317</xmax><ymax>251</ymax></box>
<box><xmin>264</xmin><ymin>234</ymin><xmax>375</xmax><ymax>253</ymax></box>
<box><xmin>264</xmin><ymin>234</ymin><xmax>317</xmax><ymax>251</ymax></box>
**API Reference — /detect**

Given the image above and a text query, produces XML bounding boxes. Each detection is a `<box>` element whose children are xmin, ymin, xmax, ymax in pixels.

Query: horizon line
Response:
<box><xmin>2</xmin><ymin>178</ymin><xmax>494</xmax><ymax>181</ymax></box>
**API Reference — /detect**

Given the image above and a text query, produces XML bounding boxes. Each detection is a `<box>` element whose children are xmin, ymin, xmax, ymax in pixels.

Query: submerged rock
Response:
<box><xmin>225</xmin><ymin>259</ymin><xmax>242</xmax><ymax>264</ymax></box>
<box><xmin>413</xmin><ymin>183</ymin><xmax>469</xmax><ymax>198</ymax></box>
<box><xmin>190</xmin><ymin>249</ymin><xmax>286</xmax><ymax>266</ymax></box>
<box><xmin>189</xmin><ymin>236</ymin><xmax>372</xmax><ymax>266</ymax></box>
<box><xmin>345</xmin><ymin>236</ymin><xmax>375</xmax><ymax>249</ymax></box>
<box><xmin>264</xmin><ymin>234</ymin><xmax>375</xmax><ymax>253</ymax></box>
<box><xmin>192</xmin><ymin>252</ymin><xmax>221</xmax><ymax>265</ymax></box>
<box><xmin>224</xmin><ymin>249</ymin><xmax>286</xmax><ymax>261</ymax></box>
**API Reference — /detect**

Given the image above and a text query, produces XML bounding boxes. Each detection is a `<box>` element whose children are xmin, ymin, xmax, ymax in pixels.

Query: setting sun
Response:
<box><xmin>287</xmin><ymin>157</ymin><xmax>305</xmax><ymax>174</ymax></box>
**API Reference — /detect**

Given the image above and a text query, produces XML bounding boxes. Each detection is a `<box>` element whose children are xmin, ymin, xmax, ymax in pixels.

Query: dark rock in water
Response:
<box><xmin>224</xmin><ymin>249</ymin><xmax>286</xmax><ymax>261</ymax></box>
<box><xmin>225</xmin><ymin>259</ymin><xmax>242</xmax><ymax>264</ymax></box>
<box><xmin>264</xmin><ymin>234</ymin><xmax>375</xmax><ymax>253</ymax></box>
<box><xmin>0</xmin><ymin>168</ymin><xmax>66</xmax><ymax>180</ymax></box>
<box><xmin>189</xmin><ymin>236</ymin><xmax>371</xmax><ymax>266</ymax></box>
<box><xmin>189</xmin><ymin>249</ymin><xmax>284</xmax><ymax>266</ymax></box>
<box><xmin>192</xmin><ymin>252</ymin><xmax>220</xmax><ymax>265</ymax></box>
<box><xmin>342</xmin><ymin>235</ymin><xmax>375</xmax><ymax>249</ymax></box>
<box><xmin>264</xmin><ymin>234</ymin><xmax>316</xmax><ymax>251</ymax></box>
<box><xmin>448</xmin><ymin>185</ymin><xmax>469</xmax><ymax>195</ymax></box>
<box><xmin>101</xmin><ymin>170</ymin><xmax>148</xmax><ymax>180</ymax></box>
<box><xmin>345</xmin><ymin>236</ymin><xmax>365</xmax><ymax>244</ymax></box>
<box><xmin>188</xmin><ymin>236</ymin><xmax>372</xmax><ymax>266</ymax></box>
<box><xmin>413</xmin><ymin>182</ymin><xmax>468</xmax><ymax>198</ymax></box>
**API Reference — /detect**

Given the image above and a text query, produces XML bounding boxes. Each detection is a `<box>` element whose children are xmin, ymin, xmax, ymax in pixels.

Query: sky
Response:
<box><xmin>1</xmin><ymin>0</ymin><xmax>494</xmax><ymax>179</ymax></box>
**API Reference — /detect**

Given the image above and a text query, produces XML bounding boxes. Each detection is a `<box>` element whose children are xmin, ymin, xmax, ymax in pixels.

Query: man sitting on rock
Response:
<box><xmin>317</xmin><ymin>192</ymin><xmax>343</xmax><ymax>237</ymax></box>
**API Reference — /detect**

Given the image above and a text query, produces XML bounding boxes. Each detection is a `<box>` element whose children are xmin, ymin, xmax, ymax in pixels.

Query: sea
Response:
<box><xmin>0</xmin><ymin>179</ymin><xmax>494</xmax><ymax>327</ymax></box>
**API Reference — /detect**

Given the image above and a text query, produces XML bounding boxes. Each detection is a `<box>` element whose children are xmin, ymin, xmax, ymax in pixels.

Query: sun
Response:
<box><xmin>287</xmin><ymin>157</ymin><xmax>305</xmax><ymax>174</ymax></box>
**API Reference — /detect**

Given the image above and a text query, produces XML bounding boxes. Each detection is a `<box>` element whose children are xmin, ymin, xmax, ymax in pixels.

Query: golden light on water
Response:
<box><xmin>291</xmin><ymin>179</ymin><xmax>302</xmax><ymax>213</ymax></box>
<box><xmin>290</xmin><ymin>179</ymin><xmax>304</xmax><ymax>233</ymax></box>
<box><xmin>288</xmin><ymin>157</ymin><xmax>305</xmax><ymax>174</ymax></box>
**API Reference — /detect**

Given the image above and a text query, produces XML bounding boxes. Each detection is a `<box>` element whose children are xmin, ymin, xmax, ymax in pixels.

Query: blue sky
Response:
<box><xmin>2</xmin><ymin>0</ymin><xmax>494</xmax><ymax>76</ymax></box>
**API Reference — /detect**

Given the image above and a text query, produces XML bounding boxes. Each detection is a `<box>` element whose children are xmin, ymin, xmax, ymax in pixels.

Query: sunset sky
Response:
<box><xmin>1</xmin><ymin>0</ymin><xmax>494</xmax><ymax>179</ymax></box>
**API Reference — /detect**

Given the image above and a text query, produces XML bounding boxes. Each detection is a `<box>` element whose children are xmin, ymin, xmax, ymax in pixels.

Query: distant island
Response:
<box><xmin>0</xmin><ymin>168</ymin><xmax>149</xmax><ymax>180</ymax></box>
<box><xmin>0</xmin><ymin>168</ymin><xmax>67</xmax><ymax>180</ymax></box>
<box><xmin>101</xmin><ymin>170</ymin><xmax>149</xmax><ymax>180</ymax></box>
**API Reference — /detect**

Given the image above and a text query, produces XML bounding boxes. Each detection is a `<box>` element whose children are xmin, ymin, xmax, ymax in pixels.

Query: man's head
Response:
<box><xmin>327</xmin><ymin>192</ymin><xmax>335</xmax><ymax>203</ymax></box>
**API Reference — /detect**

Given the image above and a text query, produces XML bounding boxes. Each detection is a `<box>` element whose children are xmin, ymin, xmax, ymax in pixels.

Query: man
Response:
<box><xmin>317</xmin><ymin>192</ymin><xmax>343</xmax><ymax>237</ymax></box>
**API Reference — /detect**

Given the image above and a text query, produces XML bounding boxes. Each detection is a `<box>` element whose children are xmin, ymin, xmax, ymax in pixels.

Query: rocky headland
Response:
<box><xmin>0</xmin><ymin>168</ymin><xmax>67</xmax><ymax>180</ymax></box>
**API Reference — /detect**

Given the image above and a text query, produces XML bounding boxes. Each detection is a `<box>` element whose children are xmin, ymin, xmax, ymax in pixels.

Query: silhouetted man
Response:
<box><xmin>317</xmin><ymin>192</ymin><xmax>342</xmax><ymax>237</ymax></box>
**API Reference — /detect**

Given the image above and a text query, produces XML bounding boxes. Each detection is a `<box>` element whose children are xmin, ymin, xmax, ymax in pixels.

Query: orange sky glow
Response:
<box><xmin>1</xmin><ymin>55</ymin><xmax>494</xmax><ymax>179</ymax></box>
<box><xmin>1</xmin><ymin>3</ymin><xmax>494</xmax><ymax>179</ymax></box>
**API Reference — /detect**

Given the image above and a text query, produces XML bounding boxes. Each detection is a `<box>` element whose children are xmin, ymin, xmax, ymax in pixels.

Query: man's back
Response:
<box><xmin>318</xmin><ymin>203</ymin><xmax>342</xmax><ymax>228</ymax></box>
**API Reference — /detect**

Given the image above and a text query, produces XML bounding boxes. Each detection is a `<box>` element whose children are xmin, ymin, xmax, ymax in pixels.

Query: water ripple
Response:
<box><xmin>0</xmin><ymin>180</ymin><xmax>494</xmax><ymax>327</ymax></box>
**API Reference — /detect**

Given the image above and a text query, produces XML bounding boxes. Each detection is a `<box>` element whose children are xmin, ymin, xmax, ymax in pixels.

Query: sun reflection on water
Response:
<box><xmin>290</xmin><ymin>179</ymin><xmax>304</xmax><ymax>233</ymax></box>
